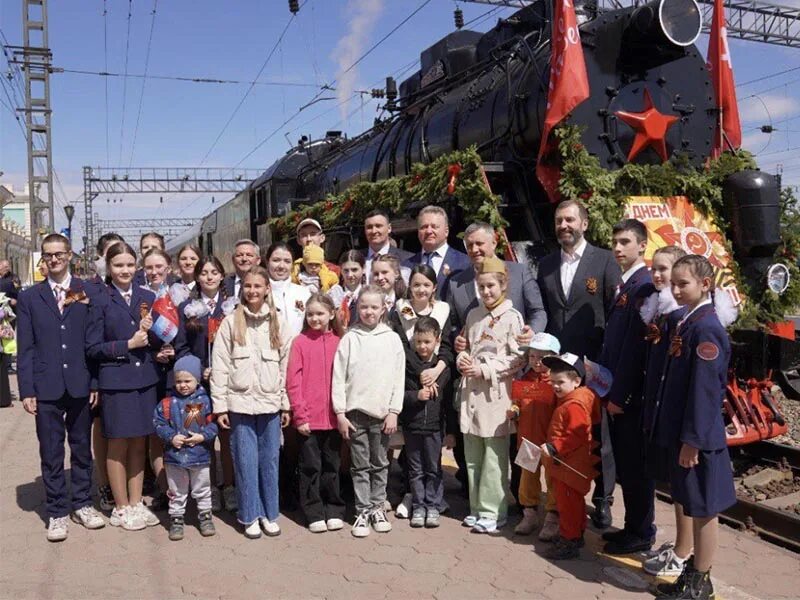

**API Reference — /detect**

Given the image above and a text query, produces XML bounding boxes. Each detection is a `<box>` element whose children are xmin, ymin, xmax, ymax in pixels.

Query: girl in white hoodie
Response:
<box><xmin>211</xmin><ymin>266</ymin><xmax>292</xmax><ymax>539</ymax></box>
<box><xmin>332</xmin><ymin>285</ymin><xmax>405</xmax><ymax>538</ymax></box>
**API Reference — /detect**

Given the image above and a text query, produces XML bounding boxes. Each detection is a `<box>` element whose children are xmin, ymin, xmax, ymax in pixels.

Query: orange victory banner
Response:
<box><xmin>624</xmin><ymin>196</ymin><xmax>741</xmax><ymax>305</ymax></box>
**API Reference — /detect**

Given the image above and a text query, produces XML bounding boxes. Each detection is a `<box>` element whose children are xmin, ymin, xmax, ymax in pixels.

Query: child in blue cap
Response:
<box><xmin>153</xmin><ymin>354</ymin><xmax>218</xmax><ymax>540</ymax></box>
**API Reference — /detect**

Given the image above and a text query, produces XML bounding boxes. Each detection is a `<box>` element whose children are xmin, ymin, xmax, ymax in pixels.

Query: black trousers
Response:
<box><xmin>0</xmin><ymin>353</ymin><xmax>11</xmax><ymax>407</ymax></box>
<box><xmin>591</xmin><ymin>407</ymin><xmax>616</xmax><ymax>506</ymax></box>
<box><xmin>609</xmin><ymin>406</ymin><xmax>656</xmax><ymax>540</ymax></box>
<box><xmin>405</xmin><ymin>431</ymin><xmax>444</xmax><ymax>511</ymax></box>
<box><xmin>298</xmin><ymin>429</ymin><xmax>346</xmax><ymax>524</ymax></box>
<box><xmin>35</xmin><ymin>394</ymin><xmax>93</xmax><ymax>518</ymax></box>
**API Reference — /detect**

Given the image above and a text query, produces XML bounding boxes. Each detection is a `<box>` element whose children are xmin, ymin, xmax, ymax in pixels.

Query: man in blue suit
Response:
<box><xmin>17</xmin><ymin>234</ymin><xmax>106</xmax><ymax>541</ymax></box>
<box><xmin>403</xmin><ymin>205</ymin><xmax>471</xmax><ymax>299</ymax></box>
<box><xmin>223</xmin><ymin>239</ymin><xmax>261</xmax><ymax>299</ymax></box>
<box><xmin>599</xmin><ymin>219</ymin><xmax>657</xmax><ymax>555</ymax></box>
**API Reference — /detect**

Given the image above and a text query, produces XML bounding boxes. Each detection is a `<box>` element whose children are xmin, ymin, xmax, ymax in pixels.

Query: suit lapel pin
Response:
<box><xmin>442</xmin><ymin>263</ymin><xmax>451</xmax><ymax>277</ymax></box>
<box><xmin>585</xmin><ymin>277</ymin><xmax>598</xmax><ymax>295</ymax></box>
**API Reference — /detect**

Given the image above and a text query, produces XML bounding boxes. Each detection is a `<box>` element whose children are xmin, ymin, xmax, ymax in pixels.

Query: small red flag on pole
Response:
<box><xmin>536</xmin><ymin>0</ymin><xmax>590</xmax><ymax>202</ymax></box>
<box><xmin>707</xmin><ymin>0</ymin><xmax>741</xmax><ymax>158</ymax></box>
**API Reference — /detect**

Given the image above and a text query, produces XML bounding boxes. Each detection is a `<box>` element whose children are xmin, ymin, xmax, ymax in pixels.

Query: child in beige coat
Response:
<box><xmin>456</xmin><ymin>255</ymin><xmax>525</xmax><ymax>534</ymax></box>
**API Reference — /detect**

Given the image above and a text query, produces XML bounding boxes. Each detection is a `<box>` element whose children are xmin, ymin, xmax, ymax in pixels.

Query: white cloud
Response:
<box><xmin>330</xmin><ymin>0</ymin><xmax>385</xmax><ymax>119</ymax></box>
<box><xmin>738</xmin><ymin>93</ymin><xmax>800</xmax><ymax>124</ymax></box>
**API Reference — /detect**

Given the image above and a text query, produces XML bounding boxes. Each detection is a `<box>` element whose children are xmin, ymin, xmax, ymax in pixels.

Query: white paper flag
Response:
<box><xmin>514</xmin><ymin>437</ymin><xmax>542</xmax><ymax>473</ymax></box>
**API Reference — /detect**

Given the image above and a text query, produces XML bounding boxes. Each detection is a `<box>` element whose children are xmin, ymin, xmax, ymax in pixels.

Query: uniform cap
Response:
<box><xmin>476</xmin><ymin>255</ymin><xmax>507</xmax><ymax>275</ymax></box>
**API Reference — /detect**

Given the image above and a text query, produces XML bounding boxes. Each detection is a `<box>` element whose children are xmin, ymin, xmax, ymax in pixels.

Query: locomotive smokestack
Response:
<box><xmin>625</xmin><ymin>0</ymin><xmax>702</xmax><ymax>48</ymax></box>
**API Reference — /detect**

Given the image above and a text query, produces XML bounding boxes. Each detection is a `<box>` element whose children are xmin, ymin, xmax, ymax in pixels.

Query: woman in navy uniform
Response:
<box><xmin>173</xmin><ymin>255</ymin><xmax>237</xmax><ymax>512</ymax></box>
<box><xmin>651</xmin><ymin>255</ymin><xmax>736</xmax><ymax>600</ymax></box>
<box><xmin>86</xmin><ymin>242</ymin><xmax>162</xmax><ymax>531</ymax></box>
<box><xmin>17</xmin><ymin>234</ymin><xmax>106</xmax><ymax>541</ymax></box>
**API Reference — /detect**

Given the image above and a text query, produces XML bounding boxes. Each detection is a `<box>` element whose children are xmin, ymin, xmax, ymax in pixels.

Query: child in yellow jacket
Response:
<box><xmin>292</xmin><ymin>244</ymin><xmax>338</xmax><ymax>293</ymax></box>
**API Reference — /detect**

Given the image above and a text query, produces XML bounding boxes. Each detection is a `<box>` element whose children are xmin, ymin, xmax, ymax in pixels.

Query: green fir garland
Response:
<box><xmin>554</xmin><ymin>125</ymin><xmax>800</xmax><ymax>329</ymax></box>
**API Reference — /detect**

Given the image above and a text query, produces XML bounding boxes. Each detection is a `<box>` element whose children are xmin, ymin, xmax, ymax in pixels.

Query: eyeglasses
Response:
<box><xmin>42</xmin><ymin>252</ymin><xmax>70</xmax><ymax>261</ymax></box>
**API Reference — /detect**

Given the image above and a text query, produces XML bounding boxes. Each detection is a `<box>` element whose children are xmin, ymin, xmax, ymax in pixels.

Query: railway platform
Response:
<box><xmin>0</xmin><ymin>376</ymin><xmax>797</xmax><ymax>600</ymax></box>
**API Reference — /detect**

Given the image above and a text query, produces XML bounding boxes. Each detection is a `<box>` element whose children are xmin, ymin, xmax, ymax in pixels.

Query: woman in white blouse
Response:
<box><xmin>265</xmin><ymin>241</ymin><xmax>311</xmax><ymax>339</ymax></box>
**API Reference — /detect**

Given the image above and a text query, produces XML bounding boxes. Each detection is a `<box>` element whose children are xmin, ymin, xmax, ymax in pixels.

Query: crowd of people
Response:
<box><xmin>13</xmin><ymin>200</ymin><xmax>736</xmax><ymax>600</ymax></box>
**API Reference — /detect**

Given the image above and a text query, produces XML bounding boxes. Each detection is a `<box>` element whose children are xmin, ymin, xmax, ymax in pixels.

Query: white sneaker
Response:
<box><xmin>370</xmin><ymin>508</ymin><xmax>392</xmax><ymax>533</ymax></box>
<box><xmin>223</xmin><ymin>485</ymin><xmax>238</xmax><ymax>512</ymax></box>
<box><xmin>309</xmin><ymin>520</ymin><xmax>327</xmax><ymax>533</ymax></box>
<box><xmin>47</xmin><ymin>516</ymin><xmax>69</xmax><ymax>542</ymax></box>
<box><xmin>538</xmin><ymin>511</ymin><xmax>560</xmax><ymax>541</ymax></box>
<box><xmin>210</xmin><ymin>487</ymin><xmax>223</xmax><ymax>513</ymax></box>
<box><xmin>259</xmin><ymin>518</ymin><xmax>281</xmax><ymax>537</ymax></box>
<box><xmin>351</xmin><ymin>512</ymin><xmax>370</xmax><ymax>538</ymax></box>
<box><xmin>395</xmin><ymin>493</ymin><xmax>412</xmax><ymax>519</ymax></box>
<box><xmin>326</xmin><ymin>518</ymin><xmax>344</xmax><ymax>531</ymax></box>
<box><xmin>110</xmin><ymin>506</ymin><xmax>146</xmax><ymax>531</ymax></box>
<box><xmin>135</xmin><ymin>502</ymin><xmax>160</xmax><ymax>527</ymax></box>
<box><xmin>462</xmin><ymin>514</ymin><xmax>479</xmax><ymax>528</ymax></box>
<box><xmin>642</xmin><ymin>542</ymin><xmax>691</xmax><ymax>576</ymax></box>
<box><xmin>244</xmin><ymin>521</ymin><xmax>262</xmax><ymax>539</ymax></box>
<box><xmin>71</xmin><ymin>505</ymin><xmax>106</xmax><ymax>529</ymax></box>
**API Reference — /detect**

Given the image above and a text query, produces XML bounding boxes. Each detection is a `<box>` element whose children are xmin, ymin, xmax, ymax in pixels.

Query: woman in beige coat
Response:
<box><xmin>456</xmin><ymin>256</ymin><xmax>525</xmax><ymax>534</ymax></box>
<box><xmin>211</xmin><ymin>266</ymin><xmax>291</xmax><ymax>540</ymax></box>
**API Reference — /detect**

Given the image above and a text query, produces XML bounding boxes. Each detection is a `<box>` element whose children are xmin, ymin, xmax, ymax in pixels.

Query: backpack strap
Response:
<box><xmin>160</xmin><ymin>397</ymin><xmax>172</xmax><ymax>421</ymax></box>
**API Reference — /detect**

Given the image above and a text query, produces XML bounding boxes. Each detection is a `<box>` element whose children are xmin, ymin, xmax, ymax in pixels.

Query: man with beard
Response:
<box><xmin>536</xmin><ymin>199</ymin><xmax>621</xmax><ymax>529</ymax></box>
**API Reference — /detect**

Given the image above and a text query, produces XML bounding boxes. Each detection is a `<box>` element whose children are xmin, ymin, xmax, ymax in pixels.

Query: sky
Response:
<box><xmin>1</xmin><ymin>0</ymin><xmax>799</xmax><ymax>249</ymax></box>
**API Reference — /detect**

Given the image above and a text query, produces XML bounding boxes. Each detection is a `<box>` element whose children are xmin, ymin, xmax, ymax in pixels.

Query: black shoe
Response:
<box><xmin>601</xmin><ymin>528</ymin><xmax>627</xmax><ymax>542</ymax></box>
<box><xmin>654</xmin><ymin>558</ymin><xmax>714</xmax><ymax>600</ymax></box>
<box><xmin>591</xmin><ymin>501</ymin><xmax>612</xmax><ymax>529</ymax></box>
<box><xmin>149</xmin><ymin>492</ymin><xmax>169</xmax><ymax>512</ymax></box>
<box><xmin>544</xmin><ymin>537</ymin><xmax>581</xmax><ymax>560</ymax></box>
<box><xmin>604</xmin><ymin>532</ymin><xmax>654</xmax><ymax>555</ymax></box>
<box><xmin>198</xmin><ymin>510</ymin><xmax>216</xmax><ymax>537</ymax></box>
<box><xmin>168</xmin><ymin>516</ymin><xmax>184</xmax><ymax>541</ymax></box>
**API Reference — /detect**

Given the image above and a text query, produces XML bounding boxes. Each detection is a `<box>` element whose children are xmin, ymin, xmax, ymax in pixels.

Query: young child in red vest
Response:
<box><xmin>539</xmin><ymin>353</ymin><xmax>600</xmax><ymax>560</ymax></box>
<box><xmin>509</xmin><ymin>332</ymin><xmax>561</xmax><ymax>540</ymax></box>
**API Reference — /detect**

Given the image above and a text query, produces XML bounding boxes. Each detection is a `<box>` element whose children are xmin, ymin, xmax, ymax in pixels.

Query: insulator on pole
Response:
<box><xmin>454</xmin><ymin>7</ymin><xmax>464</xmax><ymax>29</ymax></box>
<box><xmin>288</xmin><ymin>0</ymin><xmax>299</xmax><ymax>14</ymax></box>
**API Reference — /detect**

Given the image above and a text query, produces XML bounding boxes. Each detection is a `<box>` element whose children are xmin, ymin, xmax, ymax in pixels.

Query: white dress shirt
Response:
<box><xmin>112</xmin><ymin>282</ymin><xmax>133</xmax><ymax>304</ymax></box>
<box><xmin>202</xmin><ymin>292</ymin><xmax>220</xmax><ymax>313</ymax></box>
<box><xmin>559</xmin><ymin>237</ymin><xmax>587</xmax><ymax>299</ymax></box>
<box><xmin>49</xmin><ymin>274</ymin><xmax>72</xmax><ymax>309</ymax></box>
<box><xmin>422</xmin><ymin>242</ymin><xmax>450</xmax><ymax>277</ymax></box>
<box><xmin>621</xmin><ymin>261</ymin><xmax>647</xmax><ymax>285</ymax></box>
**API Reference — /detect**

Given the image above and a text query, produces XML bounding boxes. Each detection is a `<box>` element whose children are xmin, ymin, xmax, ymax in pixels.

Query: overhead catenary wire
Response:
<box><xmin>59</xmin><ymin>67</ymin><xmax>324</xmax><ymax>88</ymax></box>
<box><xmin>127</xmin><ymin>0</ymin><xmax>158</xmax><ymax>169</ymax></box>
<box><xmin>117</xmin><ymin>0</ymin><xmax>134</xmax><ymax>166</ymax></box>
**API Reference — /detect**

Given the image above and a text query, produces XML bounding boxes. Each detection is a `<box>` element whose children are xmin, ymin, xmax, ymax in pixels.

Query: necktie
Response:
<box><xmin>123</xmin><ymin>291</ymin><xmax>131</xmax><ymax>306</ymax></box>
<box><xmin>424</xmin><ymin>251</ymin><xmax>437</xmax><ymax>267</ymax></box>
<box><xmin>53</xmin><ymin>285</ymin><xmax>65</xmax><ymax>314</ymax></box>
<box><xmin>208</xmin><ymin>299</ymin><xmax>217</xmax><ymax>313</ymax></box>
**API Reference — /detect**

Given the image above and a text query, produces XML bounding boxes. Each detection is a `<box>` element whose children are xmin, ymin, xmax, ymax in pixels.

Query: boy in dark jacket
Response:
<box><xmin>153</xmin><ymin>355</ymin><xmax>218</xmax><ymax>541</ymax></box>
<box><xmin>401</xmin><ymin>316</ymin><xmax>452</xmax><ymax>529</ymax></box>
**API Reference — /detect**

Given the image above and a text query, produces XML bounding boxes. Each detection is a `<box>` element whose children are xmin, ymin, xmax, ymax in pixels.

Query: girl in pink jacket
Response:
<box><xmin>286</xmin><ymin>293</ymin><xmax>346</xmax><ymax>533</ymax></box>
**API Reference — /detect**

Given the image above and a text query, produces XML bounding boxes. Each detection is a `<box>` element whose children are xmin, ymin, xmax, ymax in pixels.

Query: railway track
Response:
<box><xmin>656</xmin><ymin>440</ymin><xmax>800</xmax><ymax>553</ymax></box>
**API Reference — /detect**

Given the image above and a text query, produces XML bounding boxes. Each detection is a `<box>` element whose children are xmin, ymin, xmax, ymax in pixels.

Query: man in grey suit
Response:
<box><xmin>361</xmin><ymin>209</ymin><xmax>413</xmax><ymax>281</ymax></box>
<box><xmin>447</xmin><ymin>222</ymin><xmax>547</xmax><ymax>500</ymax></box>
<box><xmin>536</xmin><ymin>199</ymin><xmax>621</xmax><ymax>529</ymax></box>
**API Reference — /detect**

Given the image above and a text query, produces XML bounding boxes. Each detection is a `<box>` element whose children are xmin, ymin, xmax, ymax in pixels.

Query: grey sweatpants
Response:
<box><xmin>347</xmin><ymin>410</ymin><xmax>389</xmax><ymax>515</ymax></box>
<box><xmin>165</xmin><ymin>463</ymin><xmax>212</xmax><ymax>517</ymax></box>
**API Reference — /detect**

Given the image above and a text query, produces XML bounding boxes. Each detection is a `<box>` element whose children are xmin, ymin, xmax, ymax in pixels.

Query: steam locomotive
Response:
<box><xmin>173</xmin><ymin>0</ymin><xmax>796</xmax><ymax>443</ymax></box>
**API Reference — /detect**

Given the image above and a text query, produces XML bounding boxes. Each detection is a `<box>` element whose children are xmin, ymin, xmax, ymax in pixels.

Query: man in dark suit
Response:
<box><xmin>598</xmin><ymin>219</ymin><xmax>656</xmax><ymax>554</ymax></box>
<box><xmin>446</xmin><ymin>222</ymin><xmax>547</xmax><ymax>498</ymax></box>
<box><xmin>536</xmin><ymin>199</ymin><xmax>621</xmax><ymax>528</ymax></box>
<box><xmin>403</xmin><ymin>205</ymin><xmax>471</xmax><ymax>299</ymax></box>
<box><xmin>17</xmin><ymin>234</ymin><xmax>106</xmax><ymax>541</ymax></box>
<box><xmin>223</xmin><ymin>239</ymin><xmax>261</xmax><ymax>299</ymax></box>
<box><xmin>362</xmin><ymin>210</ymin><xmax>413</xmax><ymax>282</ymax></box>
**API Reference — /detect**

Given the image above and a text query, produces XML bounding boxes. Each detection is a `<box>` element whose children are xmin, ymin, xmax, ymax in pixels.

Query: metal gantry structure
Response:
<box><xmin>82</xmin><ymin>166</ymin><xmax>260</xmax><ymax>253</ymax></box>
<box><xmin>93</xmin><ymin>218</ymin><xmax>203</xmax><ymax>243</ymax></box>
<box><xmin>462</xmin><ymin>0</ymin><xmax>800</xmax><ymax>48</ymax></box>
<box><xmin>8</xmin><ymin>0</ymin><xmax>56</xmax><ymax>249</ymax></box>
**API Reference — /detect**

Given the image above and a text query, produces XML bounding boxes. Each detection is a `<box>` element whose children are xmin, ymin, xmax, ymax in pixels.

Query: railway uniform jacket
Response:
<box><xmin>16</xmin><ymin>277</ymin><xmax>94</xmax><ymax>401</ymax></box>
<box><xmin>537</xmin><ymin>242</ymin><xmax>621</xmax><ymax>361</ymax></box>
<box><xmin>598</xmin><ymin>264</ymin><xmax>656</xmax><ymax>410</ymax></box>
<box><xmin>210</xmin><ymin>304</ymin><xmax>292</xmax><ymax>415</ymax></box>
<box><xmin>447</xmin><ymin>261</ymin><xmax>547</xmax><ymax>343</ymax></box>
<box><xmin>650</xmin><ymin>301</ymin><xmax>731</xmax><ymax>452</ymax></box>
<box><xmin>173</xmin><ymin>292</ymin><xmax>226</xmax><ymax>372</ymax></box>
<box><xmin>403</xmin><ymin>246</ymin><xmax>471</xmax><ymax>300</ymax></box>
<box><xmin>85</xmin><ymin>284</ymin><xmax>161</xmax><ymax>391</ymax></box>
<box><xmin>457</xmin><ymin>299</ymin><xmax>526</xmax><ymax>438</ymax></box>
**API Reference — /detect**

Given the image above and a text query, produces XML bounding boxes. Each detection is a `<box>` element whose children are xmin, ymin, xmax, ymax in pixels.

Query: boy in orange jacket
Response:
<box><xmin>540</xmin><ymin>353</ymin><xmax>600</xmax><ymax>560</ymax></box>
<box><xmin>509</xmin><ymin>332</ymin><xmax>560</xmax><ymax>540</ymax></box>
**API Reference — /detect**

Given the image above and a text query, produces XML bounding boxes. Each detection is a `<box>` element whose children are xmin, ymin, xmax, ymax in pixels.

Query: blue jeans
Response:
<box><xmin>229</xmin><ymin>412</ymin><xmax>281</xmax><ymax>525</ymax></box>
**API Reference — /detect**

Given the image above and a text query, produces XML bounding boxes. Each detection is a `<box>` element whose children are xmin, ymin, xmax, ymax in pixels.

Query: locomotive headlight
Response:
<box><xmin>627</xmin><ymin>0</ymin><xmax>702</xmax><ymax>48</ymax></box>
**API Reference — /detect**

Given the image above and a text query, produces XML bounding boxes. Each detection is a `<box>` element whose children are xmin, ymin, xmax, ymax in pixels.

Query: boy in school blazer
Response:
<box><xmin>17</xmin><ymin>234</ymin><xmax>106</xmax><ymax>541</ymax></box>
<box><xmin>598</xmin><ymin>219</ymin><xmax>657</xmax><ymax>555</ymax></box>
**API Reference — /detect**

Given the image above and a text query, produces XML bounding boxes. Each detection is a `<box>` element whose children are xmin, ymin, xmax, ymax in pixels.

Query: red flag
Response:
<box><xmin>707</xmin><ymin>0</ymin><xmax>741</xmax><ymax>158</ymax></box>
<box><xmin>536</xmin><ymin>0</ymin><xmax>590</xmax><ymax>202</ymax></box>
